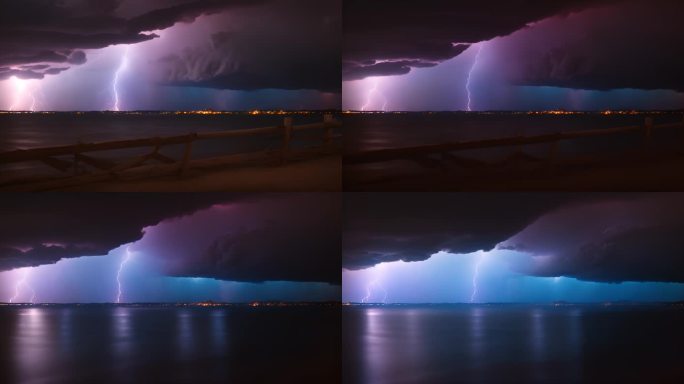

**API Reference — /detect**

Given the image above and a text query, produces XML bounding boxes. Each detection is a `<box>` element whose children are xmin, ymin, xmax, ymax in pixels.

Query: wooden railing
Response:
<box><xmin>0</xmin><ymin>114</ymin><xmax>340</xmax><ymax>190</ymax></box>
<box><xmin>344</xmin><ymin>117</ymin><xmax>684</xmax><ymax>166</ymax></box>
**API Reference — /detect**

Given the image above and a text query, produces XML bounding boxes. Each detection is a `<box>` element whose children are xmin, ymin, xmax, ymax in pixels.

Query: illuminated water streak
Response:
<box><xmin>112</xmin><ymin>46</ymin><xmax>130</xmax><ymax>111</ymax></box>
<box><xmin>465</xmin><ymin>44</ymin><xmax>483</xmax><ymax>111</ymax></box>
<box><xmin>116</xmin><ymin>247</ymin><xmax>133</xmax><ymax>303</ymax></box>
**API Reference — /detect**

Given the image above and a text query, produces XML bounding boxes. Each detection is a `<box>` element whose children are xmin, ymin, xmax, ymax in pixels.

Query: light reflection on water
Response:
<box><xmin>344</xmin><ymin>305</ymin><xmax>684</xmax><ymax>384</ymax></box>
<box><xmin>112</xmin><ymin>307</ymin><xmax>132</xmax><ymax>358</ymax></box>
<box><xmin>211</xmin><ymin>309</ymin><xmax>227</xmax><ymax>354</ymax></box>
<box><xmin>15</xmin><ymin>308</ymin><xmax>51</xmax><ymax>383</ymax></box>
<box><xmin>1</xmin><ymin>306</ymin><xmax>339</xmax><ymax>384</ymax></box>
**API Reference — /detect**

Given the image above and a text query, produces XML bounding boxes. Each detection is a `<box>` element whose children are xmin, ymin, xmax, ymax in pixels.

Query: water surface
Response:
<box><xmin>0</xmin><ymin>305</ymin><xmax>340</xmax><ymax>384</ymax></box>
<box><xmin>344</xmin><ymin>112</ymin><xmax>684</xmax><ymax>153</ymax></box>
<box><xmin>343</xmin><ymin>304</ymin><xmax>684</xmax><ymax>384</ymax></box>
<box><xmin>0</xmin><ymin>112</ymin><xmax>337</xmax><ymax>173</ymax></box>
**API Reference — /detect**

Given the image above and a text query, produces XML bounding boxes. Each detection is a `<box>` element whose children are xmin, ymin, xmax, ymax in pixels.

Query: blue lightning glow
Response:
<box><xmin>361</xmin><ymin>278</ymin><xmax>388</xmax><ymax>303</ymax></box>
<box><xmin>116</xmin><ymin>247</ymin><xmax>133</xmax><ymax>303</ymax></box>
<box><xmin>470</xmin><ymin>251</ymin><xmax>487</xmax><ymax>303</ymax></box>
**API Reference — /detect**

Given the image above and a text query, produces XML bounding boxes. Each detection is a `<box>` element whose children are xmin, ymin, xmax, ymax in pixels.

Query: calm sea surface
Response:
<box><xmin>344</xmin><ymin>112</ymin><xmax>684</xmax><ymax>153</ymax></box>
<box><xmin>0</xmin><ymin>113</ymin><xmax>332</xmax><ymax>151</ymax></box>
<box><xmin>0</xmin><ymin>305</ymin><xmax>340</xmax><ymax>384</ymax></box>
<box><xmin>343</xmin><ymin>305</ymin><xmax>684</xmax><ymax>384</ymax></box>
<box><xmin>0</xmin><ymin>112</ymin><xmax>335</xmax><ymax>173</ymax></box>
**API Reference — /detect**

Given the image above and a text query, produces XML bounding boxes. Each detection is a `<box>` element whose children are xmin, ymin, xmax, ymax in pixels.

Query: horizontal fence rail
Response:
<box><xmin>0</xmin><ymin>114</ymin><xmax>341</xmax><ymax>190</ymax></box>
<box><xmin>344</xmin><ymin>117</ymin><xmax>684</xmax><ymax>165</ymax></box>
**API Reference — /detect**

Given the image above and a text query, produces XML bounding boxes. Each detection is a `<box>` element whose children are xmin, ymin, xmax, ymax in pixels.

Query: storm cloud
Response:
<box><xmin>345</xmin><ymin>193</ymin><xmax>684</xmax><ymax>284</ymax></box>
<box><xmin>1</xmin><ymin>0</ymin><xmax>340</xmax><ymax>93</ymax></box>
<box><xmin>0</xmin><ymin>193</ymin><xmax>227</xmax><ymax>270</ymax></box>
<box><xmin>0</xmin><ymin>0</ymin><xmax>261</xmax><ymax>80</ymax></box>
<box><xmin>134</xmin><ymin>193</ymin><xmax>341</xmax><ymax>284</ymax></box>
<box><xmin>157</xmin><ymin>0</ymin><xmax>341</xmax><ymax>92</ymax></box>
<box><xmin>0</xmin><ymin>193</ymin><xmax>340</xmax><ymax>285</ymax></box>
<box><xmin>495</xmin><ymin>0</ymin><xmax>684</xmax><ymax>92</ymax></box>
<box><xmin>343</xmin><ymin>193</ymin><xmax>583</xmax><ymax>270</ymax></box>
<box><xmin>500</xmin><ymin>193</ymin><xmax>684</xmax><ymax>283</ymax></box>
<box><xmin>342</xmin><ymin>0</ymin><xmax>604</xmax><ymax>81</ymax></box>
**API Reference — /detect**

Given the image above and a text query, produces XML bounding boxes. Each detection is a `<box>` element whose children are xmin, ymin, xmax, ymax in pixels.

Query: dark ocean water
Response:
<box><xmin>343</xmin><ymin>305</ymin><xmax>684</xmax><ymax>384</ymax></box>
<box><xmin>0</xmin><ymin>113</ymin><xmax>332</xmax><ymax>151</ymax></box>
<box><xmin>0</xmin><ymin>113</ymin><xmax>335</xmax><ymax>173</ymax></box>
<box><xmin>0</xmin><ymin>305</ymin><xmax>340</xmax><ymax>384</ymax></box>
<box><xmin>343</xmin><ymin>112</ymin><xmax>684</xmax><ymax>153</ymax></box>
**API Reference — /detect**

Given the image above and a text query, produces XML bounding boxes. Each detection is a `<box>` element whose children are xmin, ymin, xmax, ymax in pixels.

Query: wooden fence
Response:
<box><xmin>0</xmin><ymin>114</ymin><xmax>340</xmax><ymax>190</ymax></box>
<box><xmin>344</xmin><ymin>117</ymin><xmax>684</xmax><ymax>169</ymax></box>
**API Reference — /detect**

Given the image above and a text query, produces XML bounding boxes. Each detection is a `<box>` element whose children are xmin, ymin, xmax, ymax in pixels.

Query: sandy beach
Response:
<box><xmin>344</xmin><ymin>152</ymin><xmax>684</xmax><ymax>191</ymax></box>
<box><xmin>57</xmin><ymin>155</ymin><xmax>342</xmax><ymax>192</ymax></box>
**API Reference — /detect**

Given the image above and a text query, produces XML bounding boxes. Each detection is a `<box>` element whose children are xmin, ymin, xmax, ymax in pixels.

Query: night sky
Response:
<box><xmin>342</xmin><ymin>193</ymin><xmax>684</xmax><ymax>303</ymax></box>
<box><xmin>0</xmin><ymin>193</ymin><xmax>341</xmax><ymax>303</ymax></box>
<box><xmin>0</xmin><ymin>0</ymin><xmax>341</xmax><ymax>111</ymax></box>
<box><xmin>343</xmin><ymin>0</ymin><xmax>684</xmax><ymax>111</ymax></box>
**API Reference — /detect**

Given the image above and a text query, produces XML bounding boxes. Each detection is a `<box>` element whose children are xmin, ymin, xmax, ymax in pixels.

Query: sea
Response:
<box><xmin>0</xmin><ymin>112</ymin><xmax>336</xmax><ymax>173</ymax></box>
<box><xmin>343</xmin><ymin>304</ymin><xmax>684</xmax><ymax>384</ymax></box>
<box><xmin>342</xmin><ymin>112</ymin><xmax>684</xmax><ymax>190</ymax></box>
<box><xmin>0</xmin><ymin>305</ymin><xmax>340</xmax><ymax>384</ymax></box>
<box><xmin>343</xmin><ymin>112</ymin><xmax>684</xmax><ymax>153</ymax></box>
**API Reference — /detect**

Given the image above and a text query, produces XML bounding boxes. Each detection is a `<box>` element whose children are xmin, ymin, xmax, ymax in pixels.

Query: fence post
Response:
<box><xmin>73</xmin><ymin>152</ymin><xmax>78</xmax><ymax>176</ymax></box>
<box><xmin>546</xmin><ymin>140</ymin><xmax>558</xmax><ymax>175</ymax></box>
<box><xmin>681</xmin><ymin>115</ymin><xmax>684</xmax><ymax>148</ymax></box>
<box><xmin>178</xmin><ymin>139</ymin><xmax>193</xmax><ymax>177</ymax></box>
<box><xmin>73</xmin><ymin>142</ymin><xmax>82</xmax><ymax>176</ymax></box>
<box><xmin>282</xmin><ymin>117</ymin><xmax>293</xmax><ymax>163</ymax></box>
<box><xmin>644</xmin><ymin>117</ymin><xmax>653</xmax><ymax>153</ymax></box>
<box><xmin>323</xmin><ymin>113</ymin><xmax>334</xmax><ymax>146</ymax></box>
<box><xmin>513</xmin><ymin>126</ymin><xmax>524</xmax><ymax>168</ymax></box>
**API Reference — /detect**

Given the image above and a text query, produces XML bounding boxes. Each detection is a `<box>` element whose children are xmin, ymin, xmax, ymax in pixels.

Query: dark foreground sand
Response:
<box><xmin>344</xmin><ymin>152</ymin><xmax>684</xmax><ymax>191</ymax></box>
<box><xmin>61</xmin><ymin>155</ymin><xmax>341</xmax><ymax>192</ymax></box>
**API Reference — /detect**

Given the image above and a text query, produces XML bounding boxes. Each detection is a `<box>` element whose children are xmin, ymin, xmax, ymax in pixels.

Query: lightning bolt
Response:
<box><xmin>112</xmin><ymin>46</ymin><xmax>130</xmax><ymax>111</ymax></box>
<box><xmin>470</xmin><ymin>251</ymin><xmax>486</xmax><ymax>303</ymax></box>
<box><xmin>8</xmin><ymin>77</ymin><xmax>24</xmax><ymax>111</ymax></box>
<box><xmin>116</xmin><ymin>246</ymin><xmax>133</xmax><ymax>303</ymax></box>
<box><xmin>360</xmin><ymin>78</ymin><xmax>388</xmax><ymax>112</ymax></box>
<box><xmin>465</xmin><ymin>44</ymin><xmax>483</xmax><ymax>112</ymax></box>
<box><xmin>9</xmin><ymin>268</ymin><xmax>34</xmax><ymax>303</ymax></box>
<box><xmin>29</xmin><ymin>90</ymin><xmax>36</xmax><ymax>112</ymax></box>
<box><xmin>8</xmin><ymin>77</ymin><xmax>41</xmax><ymax>111</ymax></box>
<box><xmin>361</xmin><ymin>278</ymin><xmax>388</xmax><ymax>304</ymax></box>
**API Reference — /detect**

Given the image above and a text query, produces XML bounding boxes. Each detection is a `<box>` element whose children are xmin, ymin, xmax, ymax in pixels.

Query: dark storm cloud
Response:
<box><xmin>342</xmin><ymin>193</ymin><xmax>590</xmax><ymax>270</ymax></box>
<box><xmin>137</xmin><ymin>194</ymin><xmax>341</xmax><ymax>284</ymax></box>
<box><xmin>157</xmin><ymin>0</ymin><xmax>341</xmax><ymax>92</ymax></box>
<box><xmin>0</xmin><ymin>193</ymin><xmax>340</xmax><ymax>284</ymax></box>
<box><xmin>0</xmin><ymin>0</ymin><xmax>262</xmax><ymax>80</ymax></box>
<box><xmin>344</xmin><ymin>193</ymin><xmax>684</xmax><ymax>284</ymax></box>
<box><xmin>125</xmin><ymin>0</ymin><xmax>259</xmax><ymax>32</ymax></box>
<box><xmin>501</xmin><ymin>0</ymin><xmax>684</xmax><ymax>92</ymax></box>
<box><xmin>0</xmin><ymin>193</ymin><xmax>228</xmax><ymax>270</ymax></box>
<box><xmin>342</xmin><ymin>59</ymin><xmax>439</xmax><ymax>80</ymax></box>
<box><xmin>343</xmin><ymin>0</ymin><xmax>605</xmax><ymax>81</ymax></box>
<box><xmin>500</xmin><ymin>194</ymin><xmax>684</xmax><ymax>283</ymax></box>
